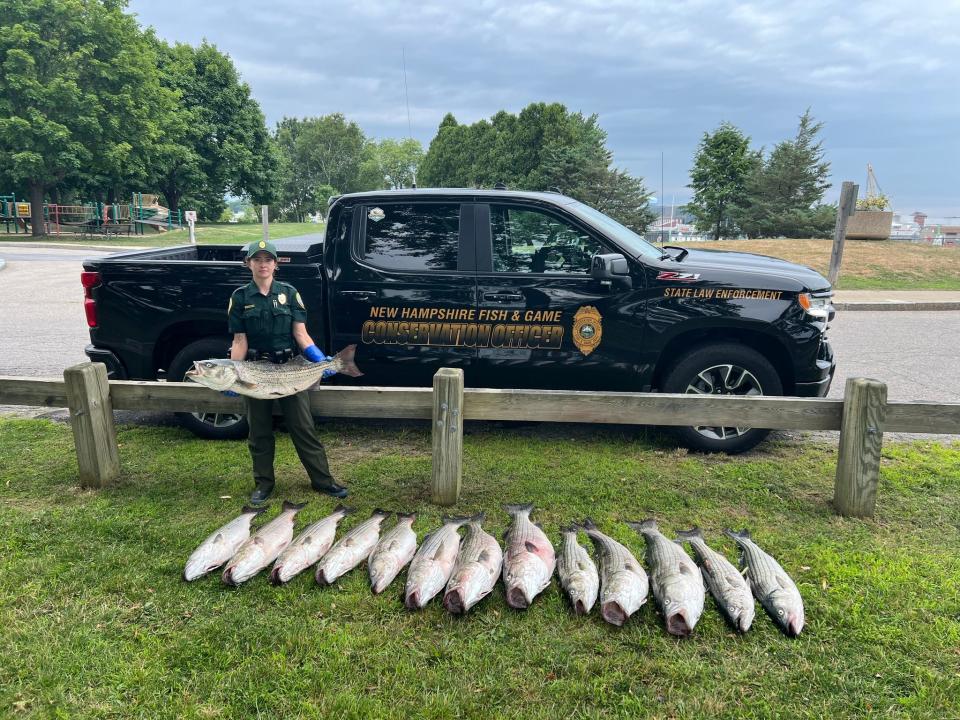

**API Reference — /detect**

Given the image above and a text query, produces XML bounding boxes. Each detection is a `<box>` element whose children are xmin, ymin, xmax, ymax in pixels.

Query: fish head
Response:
<box><xmin>185</xmin><ymin>359</ymin><xmax>240</xmax><ymax>391</ymax></box>
<box><xmin>725</xmin><ymin>599</ymin><xmax>755</xmax><ymax>633</ymax></box>
<box><xmin>504</xmin><ymin>560</ymin><xmax>549</xmax><ymax>609</ymax></box>
<box><xmin>766</xmin><ymin>588</ymin><xmax>805</xmax><ymax>637</ymax></box>
<box><xmin>183</xmin><ymin>557</ymin><xmax>221</xmax><ymax>582</ymax></box>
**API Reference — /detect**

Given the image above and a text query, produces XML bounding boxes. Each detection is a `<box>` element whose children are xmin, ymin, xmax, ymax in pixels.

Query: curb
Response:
<box><xmin>835</xmin><ymin>301</ymin><xmax>960</xmax><ymax>312</ymax></box>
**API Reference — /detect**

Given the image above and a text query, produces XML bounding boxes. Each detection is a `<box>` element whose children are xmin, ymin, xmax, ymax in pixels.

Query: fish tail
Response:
<box><xmin>675</xmin><ymin>527</ymin><xmax>704</xmax><ymax>542</ymax></box>
<box><xmin>282</xmin><ymin>500</ymin><xmax>307</xmax><ymax>512</ymax></box>
<box><xmin>333</xmin><ymin>344</ymin><xmax>363</xmax><ymax>378</ymax></box>
<box><xmin>723</xmin><ymin>528</ymin><xmax>752</xmax><ymax>543</ymax></box>
<box><xmin>580</xmin><ymin>518</ymin><xmax>597</xmax><ymax>530</ymax></box>
<box><xmin>396</xmin><ymin>511</ymin><xmax>417</xmax><ymax>520</ymax></box>
<box><xmin>334</xmin><ymin>504</ymin><xmax>356</xmax><ymax>515</ymax></box>
<box><xmin>560</xmin><ymin>522</ymin><xmax>579</xmax><ymax>534</ymax></box>
<box><xmin>625</xmin><ymin>518</ymin><xmax>658</xmax><ymax>534</ymax></box>
<box><xmin>468</xmin><ymin>511</ymin><xmax>486</xmax><ymax>524</ymax></box>
<box><xmin>241</xmin><ymin>505</ymin><xmax>268</xmax><ymax>516</ymax></box>
<box><xmin>371</xmin><ymin>508</ymin><xmax>391</xmax><ymax>519</ymax></box>
<box><xmin>441</xmin><ymin>514</ymin><xmax>474</xmax><ymax>526</ymax></box>
<box><xmin>503</xmin><ymin>503</ymin><xmax>534</xmax><ymax>517</ymax></box>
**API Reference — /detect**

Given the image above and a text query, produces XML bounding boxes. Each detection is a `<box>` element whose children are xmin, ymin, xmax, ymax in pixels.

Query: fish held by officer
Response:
<box><xmin>189</xmin><ymin>239</ymin><xmax>361</xmax><ymax>505</ymax></box>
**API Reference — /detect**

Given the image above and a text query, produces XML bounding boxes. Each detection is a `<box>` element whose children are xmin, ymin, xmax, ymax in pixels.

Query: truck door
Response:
<box><xmin>328</xmin><ymin>201</ymin><xmax>479</xmax><ymax>387</ymax></box>
<box><xmin>474</xmin><ymin>202</ymin><xmax>645</xmax><ymax>390</ymax></box>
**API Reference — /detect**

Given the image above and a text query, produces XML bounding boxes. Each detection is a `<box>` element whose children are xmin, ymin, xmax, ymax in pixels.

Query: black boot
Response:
<box><xmin>310</xmin><ymin>480</ymin><xmax>349</xmax><ymax>499</ymax></box>
<box><xmin>250</xmin><ymin>480</ymin><xmax>275</xmax><ymax>504</ymax></box>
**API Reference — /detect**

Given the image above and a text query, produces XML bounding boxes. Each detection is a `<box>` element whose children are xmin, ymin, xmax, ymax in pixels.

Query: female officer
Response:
<box><xmin>227</xmin><ymin>239</ymin><xmax>349</xmax><ymax>504</ymax></box>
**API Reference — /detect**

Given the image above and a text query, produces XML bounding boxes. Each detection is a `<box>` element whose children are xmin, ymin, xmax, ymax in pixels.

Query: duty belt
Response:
<box><xmin>246</xmin><ymin>347</ymin><xmax>298</xmax><ymax>364</ymax></box>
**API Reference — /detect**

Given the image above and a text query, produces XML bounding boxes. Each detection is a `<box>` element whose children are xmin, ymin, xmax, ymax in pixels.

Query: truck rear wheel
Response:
<box><xmin>168</xmin><ymin>337</ymin><xmax>249</xmax><ymax>440</ymax></box>
<box><xmin>662</xmin><ymin>343</ymin><xmax>782</xmax><ymax>454</ymax></box>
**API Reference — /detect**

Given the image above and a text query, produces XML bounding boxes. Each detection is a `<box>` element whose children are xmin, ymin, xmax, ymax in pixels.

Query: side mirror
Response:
<box><xmin>591</xmin><ymin>253</ymin><xmax>632</xmax><ymax>289</ymax></box>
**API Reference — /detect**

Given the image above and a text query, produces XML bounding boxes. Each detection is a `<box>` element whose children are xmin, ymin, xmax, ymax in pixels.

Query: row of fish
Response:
<box><xmin>183</xmin><ymin>502</ymin><xmax>804</xmax><ymax>636</ymax></box>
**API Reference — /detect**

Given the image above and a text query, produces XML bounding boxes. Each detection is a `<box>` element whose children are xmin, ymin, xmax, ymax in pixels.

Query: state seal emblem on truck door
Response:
<box><xmin>573</xmin><ymin>305</ymin><xmax>603</xmax><ymax>356</ymax></box>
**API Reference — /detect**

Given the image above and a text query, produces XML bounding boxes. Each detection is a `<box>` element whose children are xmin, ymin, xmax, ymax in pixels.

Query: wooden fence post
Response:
<box><xmin>64</xmin><ymin>362</ymin><xmax>120</xmax><ymax>488</ymax></box>
<box><xmin>834</xmin><ymin>377</ymin><xmax>887</xmax><ymax>518</ymax></box>
<box><xmin>828</xmin><ymin>181</ymin><xmax>859</xmax><ymax>287</ymax></box>
<box><xmin>431</xmin><ymin>368</ymin><xmax>464</xmax><ymax>506</ymax></box>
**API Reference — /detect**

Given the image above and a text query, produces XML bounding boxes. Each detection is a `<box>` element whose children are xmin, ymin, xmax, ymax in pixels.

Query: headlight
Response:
<box><xmin>798</xmin><ymin>292</ymin><xmax>831</xmax><ymax>319</ymax></box>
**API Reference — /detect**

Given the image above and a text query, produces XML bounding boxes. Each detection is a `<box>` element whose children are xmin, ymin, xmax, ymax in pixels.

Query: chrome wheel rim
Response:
<box><xmin>191</xmin><ymin>411</ymin><xmax>244</xmax><ymax>428</ymax></box>
<box><xmin>684</xmin><ymin>364</ymin><xmax>763</xmax><ymax>440</ymax></box>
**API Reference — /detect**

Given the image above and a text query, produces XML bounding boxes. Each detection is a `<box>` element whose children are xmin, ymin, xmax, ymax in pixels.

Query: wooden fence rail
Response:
<box><xmin>3</xmin><ymin>365</ymin><xmax>960</xmax><ymax>515</ymax></box>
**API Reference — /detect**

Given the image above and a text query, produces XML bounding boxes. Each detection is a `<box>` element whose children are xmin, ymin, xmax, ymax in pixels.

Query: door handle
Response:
<box><xmin>483</xmin><ymin>292</ymin><xmax>524</xmax><ymax>302</ymax></box>
<box><xmin>339</xmin><ymin>290</ymin><xmax>377</xmax><ymax>301</ymax></box>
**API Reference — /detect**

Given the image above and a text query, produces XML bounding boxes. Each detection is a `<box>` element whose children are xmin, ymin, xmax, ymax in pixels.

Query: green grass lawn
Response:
<box><xmin>0</xmin><ymin>222</ymin><xmax>321</xmax><ymax>248</ymax></box>
<box><xmin>1</xmin><ymin>419</ymin><xmax>958</xmax><ymax>719</ymax></box>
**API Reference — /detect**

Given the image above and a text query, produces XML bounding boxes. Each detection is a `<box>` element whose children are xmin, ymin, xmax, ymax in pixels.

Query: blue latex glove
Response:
<box><xmin>221</xmin><ymin>390</ymin><xmax>239</xmax><ymax>397</ymax></box>
<box><xmin>303</xmin><ymin>344</ymin><xmax>325</xmax><ymax>363</ymax></box>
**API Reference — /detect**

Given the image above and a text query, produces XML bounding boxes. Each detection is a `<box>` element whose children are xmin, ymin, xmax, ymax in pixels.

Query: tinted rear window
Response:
<box><xmin>362</xmin><ymin>203</ymin><xmax>460</xmax><ymax>271</ymax></box>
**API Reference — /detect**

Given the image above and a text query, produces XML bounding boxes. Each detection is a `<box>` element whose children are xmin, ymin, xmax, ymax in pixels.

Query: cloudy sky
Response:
<box><xmin>130</xmin><ymin>0</ymin><xmax>959</xmax><ymax>217</ymax></box>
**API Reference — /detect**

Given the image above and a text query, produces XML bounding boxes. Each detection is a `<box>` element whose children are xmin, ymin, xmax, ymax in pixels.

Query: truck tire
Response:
<box><xmin>661</xmin><ymin>343</ymin><xmax>782</xmax><ymax>454</ymax></box>
<box><xmin>167</xmin><ymin>337</ymin><xmax>249</xmax><ymax>440</ymax></box>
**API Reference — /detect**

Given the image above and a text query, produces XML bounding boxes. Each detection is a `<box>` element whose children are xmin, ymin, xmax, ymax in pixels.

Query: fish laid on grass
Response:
<box><xmin>582</xmin><ymin>520</ymin><xmax>648</xmax><ymax>626</ymax></box>
<box><xmin>627</xmin><ymin>519</ymin><xmax>704</xmax><ymax>637</ymax></box>
<box><xmin>443</xmin><ymin>513</ymin><xmax>503</xmax><ymax>615</ymax></box>
<box><xmin>724</xmin><ymin>529</ymin><xmax>805</xmax><ymax>637</ymax></box>
<box><xmin>368</xmin><ymin>513</ymin><xmax>418</xmax><ymax>594</ymax></box>
<box><xmin>185</xmin><ymin>345</ymin><xmax>363</xmax><ymax>399</ymax></box>
<box><xmin>184</xmin><ymin>505</ymin><xmax>266</xmax><ymax>581</ymax></box>
<box><xmin>502</xmin><ymin>504</ymin><xmax>556</xmax><ymax>609</ymax></box>
<box><xmin>315</xmin><ymin>509</ymin><xmax>390</xmax><ymax>585</ymax></box>
<box><xmin>270</xmin><ymin>505</ymin><xmax>354</xmax><ymax>585</ymax></box>
<box><xmin>557</xmin><ymin>524</ymin><xmax>600</xmax><ymax>615</ymax></box>
<box><xmin>222</xmin><ymin>501</ymin><xmax>306</xmax><ymax>586</ymax></box>
<box><xmin>676</xmin><ymin>527</ymin><xmax>754</xmax><ymax>632</ymax></box>
<box><xmin>405</xmin><ymin>516</ymin><xmax>469</xmax><ymax>609</ymax></box>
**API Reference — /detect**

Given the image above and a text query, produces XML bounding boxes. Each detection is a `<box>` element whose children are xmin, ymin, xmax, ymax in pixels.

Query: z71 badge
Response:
<box><xmin>657</xmin><ymin>271</ymin><xmax>701</xmax><ymax>282</ymax></box>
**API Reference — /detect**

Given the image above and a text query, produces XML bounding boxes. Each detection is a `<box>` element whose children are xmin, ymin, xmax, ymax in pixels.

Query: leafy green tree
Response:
<box><xmin>151</xmin><ymin>40</ymin><xmax>275</xmax><ymax>219</ymax></box>
<box><xmin>0</xmin><ymin>0</ymin><xmax>167</xmax><ymax>234</ymax></box>
<box><xmin>420</xmin><ymin>103</ymin><xmax>654</xmax><ymax>231</ymax></box>
<box><xmin>735</xmin><ymin>110</ymin><xmax>833</xmax><ymax>238</ymax></box>
<box><xmin>686</xmin><ymin>122</ymin><xmax>753</xmax><ymax>240</ymax></box>
<box><xmin>273</xmin><ymin>114</ymin><xmax>366</xmax><ymax>221</ymax></box>
<box><xmin>358</xmin><ymin>137</ymin><xmax>424</xmax><ymax>190</ymax></box>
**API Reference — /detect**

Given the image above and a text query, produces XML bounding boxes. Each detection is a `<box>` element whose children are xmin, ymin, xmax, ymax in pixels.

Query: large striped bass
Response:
<box><xmin>368</xmin><ymin>512</ymin><xmax>419</xmax><ymax>595</ymax></box>
<box><xmin>404</xmin><ymin>516</ymin><xmax>468</xmax><ymax>609</ymax></box>
<box><xmin>443</xmin><ymin>513</ymin><xmax>503</xmax><ymax>614</ymax></box>
<box><xmin>724</xmin><ymin>528</ymin><xmax>805</xmax><ymax>637</ymax></box>
<box><xmin>269</xmin><ymin>505</ymin><xmax>354</xmax><ymax>584</ymax></box>
<box><xmin>557</xmin><ymin>524</ymin><xmax>599</xmax><ymax>615</ymax></box>
<box><xmin>183</xmin><ymin>505</ymin><xmax>266</xmax><ymax>581</ymax></box>
<box><xmin>222</xmin><ymin>501</ymin><xmax>306</xmax><ymax>585</ymax></box>
<box><xmin>628</xmin><ymin>519</ymin><xmax>704</xmax><ymax>637</ymax></box>
<box><xmin>315</xmin><ymin>509</ymin><xmax>390</xmax><ymax>585</ymax></box>
<box><xmin>502</xmin><ymin>503</ymin><xmax>555</xmax><ymax>609</ymax></box>
<box><xmin>185</xmin><ymin>345</ymin><xmax>362</xmax><ymax>399</ymax></box>
<box><xmin>582</xmin><ymin>520</ymin><xmax>648</xmax><ymax>626</ymax></box>
<box><xmin>676</xmin><ymin>527</ymin><xmax>754</xmax><ymax>633</ymax></box>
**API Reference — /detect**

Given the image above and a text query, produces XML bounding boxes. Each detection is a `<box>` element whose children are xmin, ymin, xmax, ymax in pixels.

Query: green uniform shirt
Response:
<box><xmin>228</xmin><ymin>280</ymin><xmax>308</xmax><ymax>353</ymax></box>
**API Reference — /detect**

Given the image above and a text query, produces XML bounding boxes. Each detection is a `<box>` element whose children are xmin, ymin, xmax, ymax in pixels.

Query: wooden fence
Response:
<box><xmin>3</xmin><ymin>363</ymin><xmax>960</xmax><ymax>517</ymax></box>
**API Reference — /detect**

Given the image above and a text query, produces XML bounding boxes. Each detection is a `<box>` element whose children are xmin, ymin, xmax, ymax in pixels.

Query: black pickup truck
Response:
<box><xmin>82</xmin><ymin>188</ymin><xmax>835</xmax><ymax>453</ymax></box>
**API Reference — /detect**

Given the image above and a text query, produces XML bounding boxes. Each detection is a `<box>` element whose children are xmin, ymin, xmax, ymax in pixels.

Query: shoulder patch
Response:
<box><xmin>228</xmin><ymin>296</ymin><xmax>233</xmax><ymax>314</ymax></box>
<box><xmin>296</xmin><ymin>292</ymin><xmax>305</xmax><ymax>309</ymax></box>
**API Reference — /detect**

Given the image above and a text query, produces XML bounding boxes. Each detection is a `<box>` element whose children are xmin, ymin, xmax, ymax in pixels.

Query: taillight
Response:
<box><xmin>81</xmin><ymin>272</ymin><xmax>100</xmax><ymax>327</ymax></box>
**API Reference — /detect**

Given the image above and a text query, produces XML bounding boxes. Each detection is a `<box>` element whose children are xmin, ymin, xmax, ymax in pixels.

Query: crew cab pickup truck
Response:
<box><xmin>82</xmin><ymin>188</ymin><xmax>835</xmax><ymax>453</ymax></box>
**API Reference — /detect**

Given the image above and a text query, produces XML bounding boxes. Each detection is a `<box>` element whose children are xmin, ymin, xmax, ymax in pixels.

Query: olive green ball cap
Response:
<box><xmin>245</xmin><ymin>239</ymin><xmax>279</xmax><ymax>259</ymax></box>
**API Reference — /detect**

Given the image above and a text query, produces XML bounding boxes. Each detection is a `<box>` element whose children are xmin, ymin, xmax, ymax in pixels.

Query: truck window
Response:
<box><xmin>490</xmin><ymin>205</ymin><xmax>603</xmax><ymax>274</ymax></box>
<box><xmin>362</xmin><ymin>203</ymin><xmax>460</xmax><ymax>271</ymax></box>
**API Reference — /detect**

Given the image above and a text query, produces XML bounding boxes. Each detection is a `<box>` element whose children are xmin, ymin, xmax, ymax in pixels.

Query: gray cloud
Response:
<box><xmin>131</xmin><ymin>0</ymin><xmax>960</xmax><ymax>215</ymax></box>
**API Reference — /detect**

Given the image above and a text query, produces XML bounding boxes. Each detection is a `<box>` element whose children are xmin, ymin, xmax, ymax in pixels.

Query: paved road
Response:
<box><xmin>2</xmin><ymin>243</ymin><xmax>959</xmax><ymax>440</ymax></box>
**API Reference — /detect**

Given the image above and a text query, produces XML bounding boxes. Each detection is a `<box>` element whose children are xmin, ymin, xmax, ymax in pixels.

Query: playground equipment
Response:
<box><xmin>1</xmin><ymin>193</ymin><xmax>183</xmax><ymax>236</ymax></box>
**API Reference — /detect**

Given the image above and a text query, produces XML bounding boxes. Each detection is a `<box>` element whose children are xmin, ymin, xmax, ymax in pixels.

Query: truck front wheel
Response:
<box><xmin>661</xmin><ymin>343</ymin><xmax>782</xmax><ymax>454</ymax></box>
<box><xmin>168</xmin><ymin>337</ymin><xmax>249</xmax><ymax>440</ymax></box>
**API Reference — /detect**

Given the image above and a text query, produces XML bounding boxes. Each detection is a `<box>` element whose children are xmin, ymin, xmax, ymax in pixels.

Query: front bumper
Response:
<box><xmin>84</xmin><ymin>344</ymin><xmax>128</xmax><ymax>380</ymax></box>
<box><xmin>794</xmin><ymin>338</ymin><xmax>835</xmax><ymax>397</ymax></box>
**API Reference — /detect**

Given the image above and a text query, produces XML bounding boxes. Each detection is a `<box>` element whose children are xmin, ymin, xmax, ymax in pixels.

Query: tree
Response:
<box><xmin>358</xmin><ymin>137</ymin><xmax>424</xmax><ymax>190</ymax></box>
<box><xmin>151</xmin><ymin>40</ymin><xmax>275</xmax><ymax>219</ymax></box>
<box><xmin>735</xmin><ymin>110</ymin><xmax>834</xmax><ymax>238</ymax></box>
<box><xmin>419</xmin><ymin>103</ymin><xmax>654</xmax><ymax>231</ymax></box>
<box><xmin>0</xmin><ymin>0</ymin><xmax>168</xmax><ymax>234</ymax></box>
<box><xmin>686</xmin><ymin>122</ymin><xmax>753</xmax><ymax>240</ymax></box>
<box><xmin>273</xmin><ymin>114</ymin><xmax>366</xmax><ymax>221</ymax></box>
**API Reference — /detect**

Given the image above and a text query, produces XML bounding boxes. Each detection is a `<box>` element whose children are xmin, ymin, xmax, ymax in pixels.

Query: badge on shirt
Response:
<box><xmin>278</xmin><ymin>293</ymin><xmax>287</xmax><ymax>305</ymax></box>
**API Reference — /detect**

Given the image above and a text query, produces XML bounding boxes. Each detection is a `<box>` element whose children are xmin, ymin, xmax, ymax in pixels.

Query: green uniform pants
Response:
<box><xmin>244</xmin><ymin>390</ymin><xmax>334</xmax><ymax>490</ymax></box>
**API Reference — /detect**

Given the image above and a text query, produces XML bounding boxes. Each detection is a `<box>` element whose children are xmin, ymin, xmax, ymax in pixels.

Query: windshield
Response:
<box><xmin>567</xmin><ymin>201</ymin><xmax>664</xmax><ymax>260</ymax></box>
